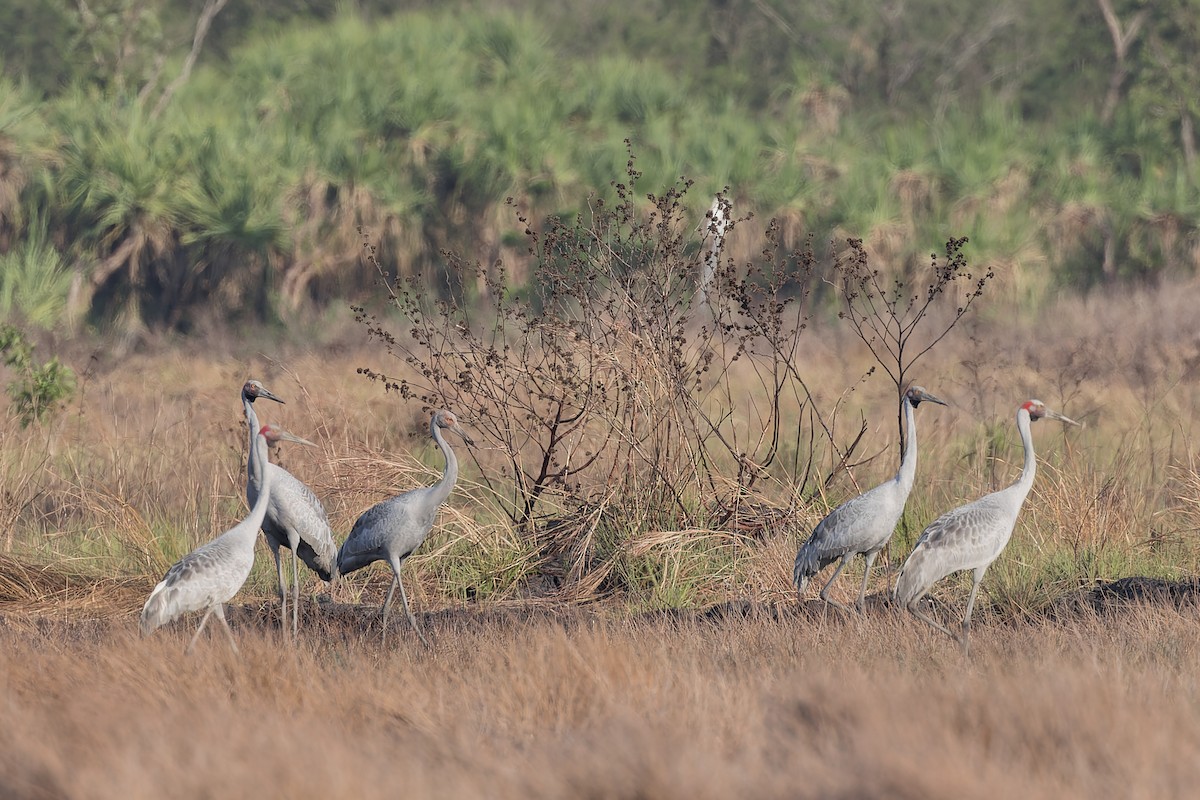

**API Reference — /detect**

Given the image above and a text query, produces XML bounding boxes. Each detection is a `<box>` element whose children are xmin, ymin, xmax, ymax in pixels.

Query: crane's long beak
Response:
<box><xmin>452</xmin><ymin>423</ymin><xmax>476</xmax><ymax>447</ymax></box>
<box><xmin>259</xmin><ymin>386</ymin><xmax>285</xmax><ymax>404</ymax></box>
<box><xmin>1046</xmin><ymin>409</ymin><xmax>1082</xmax><ymax>427</ymax></box>
<box><xmin>275</xmin><ymin>429</ymin><xmax>317</xmax><ymax>447</ymax></box>
<box><xmin>923</xmin><ymin>391</ymin><xmax>949</xmax><ymax>407</ymax></box>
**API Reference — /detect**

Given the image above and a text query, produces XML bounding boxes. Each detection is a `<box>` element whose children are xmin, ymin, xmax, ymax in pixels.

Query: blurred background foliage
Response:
<box><xmin>0</xmin><ymin>0</ymin><xmax>1195</xmax><ymax>333</ymax></box>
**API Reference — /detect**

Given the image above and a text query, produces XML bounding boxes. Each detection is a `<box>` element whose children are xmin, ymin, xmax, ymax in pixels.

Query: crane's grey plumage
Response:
<box><xmin>337</xmin><ymin>409</ymin><xmax>474</xmax><ymax>646</ymax></box>
<box><xmin>241</xmin><ymin>379</ymin><xmax>338</xmax><ymax>637</ymax></box>
<box><xmin>141</xmin><ymin>426</ymin><xmax>274</xmax><ymax>654</ymax></box>
<box><xmin>895</xmin><ymin>399</ymin><xmax>1080</xmax><ymax>655</ymax></box>
<box><xmin>794</xmin><ymin>386</ymin><xmax>947</xmax><ymax>611</ymax></box>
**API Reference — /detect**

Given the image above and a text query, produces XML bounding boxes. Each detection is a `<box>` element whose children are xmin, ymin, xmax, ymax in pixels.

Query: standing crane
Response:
<box><xmin>141</xmin><ymin>425</ymin><xmax>275</xmax><ymax>654</ymax></box>
<box><xmin>241</xmin><ymin>379</ymin><xmax>338</xmax><ymax>637</ymax></box>
<box><xmin>894</xmin><ymin>399</ymin><xmax>1080</xmax><ymax>655</ymax></box>
<box><xmin>794</xmin><ymin>385</ymin><xmax>948</xmax><ymax>612</ymax></box>
<box><xmin>337</xmin><ymin>409</ymin><xmax>474</xmax><ymax>646</ymax></box>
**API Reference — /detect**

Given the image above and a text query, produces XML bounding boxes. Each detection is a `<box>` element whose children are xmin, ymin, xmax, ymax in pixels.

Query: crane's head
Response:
<box><xmin>433</xmin><ymin>409</ymin><xmax>476</xmax><ymax>446</ymax></box>
<box><xmin>259</xmin><ymin>423</ymin><xmax>316</xmax><ymax>448</ymax></box>
<box><xmin>243</xmin><ymin>379</ymin><xmax>284</xmax><ymax>405</ymax></box>
<box><xmin>1021</xmin><ymin>399</ymin><xmax>1082</xmax><ymax>427</ymax></box>
<box><xmin>906</xmin><ymin>385</ymin><xmax>948</xmax><ymax>407</ymax></box>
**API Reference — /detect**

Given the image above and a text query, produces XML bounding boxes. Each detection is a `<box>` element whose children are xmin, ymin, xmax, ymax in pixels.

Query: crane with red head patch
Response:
<box><xmin>895</xmin><ymin>398</ymin><xmax>1081</xmax><ymax>655</ymax></box>
<box><xmin>241</xmin><ymin>380</ymin><xmax>338</xmax><ymax>638</ymax></box>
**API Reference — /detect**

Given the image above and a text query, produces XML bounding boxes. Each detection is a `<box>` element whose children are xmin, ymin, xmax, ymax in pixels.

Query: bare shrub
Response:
<box><xmin>834</xmin><ymin>235</ymin><xmax>992</xmax><ymax>449</ymax></box>
<box><xmin>354</xmin><ymin>151</ymin><xmax>871</xmax><ymax>596</ymax></box>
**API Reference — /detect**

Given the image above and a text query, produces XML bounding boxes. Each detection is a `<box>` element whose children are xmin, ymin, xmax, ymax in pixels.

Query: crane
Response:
<box><xmin>794</xmin><ymin>385</ymin><xmax>948</xmax><ymax>612</ymax></box>
<box><xmin>336</xmin><ymin>409</ymin><xmax>474</xmax><ymax>646</ymax></box>
<box><xmin>241</xmin><ymin>379</ymin><xmax>338</xmax><ymax>637</ymax></box>
<box><xmin>141</xmin><ymin>425</ymin><xmax>274</xmax><ymax>654</ymax></box>
<box><xmin>894</xmin><ymin>399</ymin><xmax>1080</xmax><ymax>655</ymax></box>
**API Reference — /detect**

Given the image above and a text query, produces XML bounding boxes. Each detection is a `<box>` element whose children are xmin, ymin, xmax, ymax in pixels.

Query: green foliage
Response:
<box><xmin>0</xmin><ymin>325</ymin><xmax>76</xmax><ymax>427</ymax></box>
<box><xmin>0</xmin><ymin>219</ymin><xmax>72</xmax><ymax>328</ymax></box>
<box><xmin>2</xmin><ymin>2</ymin><xmax>1200</xmax><ymax>328</ymax></box>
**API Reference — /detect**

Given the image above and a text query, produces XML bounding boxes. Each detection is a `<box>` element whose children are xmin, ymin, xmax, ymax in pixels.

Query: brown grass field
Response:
<box><xmin>3</xmin><ymin>277</ymin><xmax>1200</xmax><ymax>797</ymax></box>
<box><xmin>3</xmin><ymin>600</ymin><xmax>1200</xmax><ymax>799</ymax></box>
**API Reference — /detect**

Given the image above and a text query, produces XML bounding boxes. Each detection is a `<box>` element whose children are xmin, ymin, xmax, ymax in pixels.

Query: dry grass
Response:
<box><xmin>3</xmin><ymin>279</ymin><xmax>1200</xmax><ymax>795</ymax></box>
<box><xmin>5</xmin><ymin>277</ymin><xmax>1200</xmax><ymax>613</ymax></box>
<box><xmin>1</xmin><ymin>600</ymin><xmax>1199</xmax><ymax>798</ymax></box>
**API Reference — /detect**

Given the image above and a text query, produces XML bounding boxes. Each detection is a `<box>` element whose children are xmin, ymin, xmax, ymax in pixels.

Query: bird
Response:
<box><xmin>794</xmin><ymin>385</ymin><xmax>948</xmax><ymax>612</ymax></box>
<box><xmin>336</xmin><ymin>409</ymin><xmax>474</xmax><ymax>646</ymax></box>
<box><xmin>141</xmin><ymin>425</ymin><xmax>274</xmax><ymax>654</ymax></box>
<box><xmin>894</xmin><ymin>399</ymin><xmax>1080</xmax><ymax>655</ymax></box>
<box><xmin>240</xmin><ymin>379</ymin><xmax>338</xmax><ymax>637</ymax></box>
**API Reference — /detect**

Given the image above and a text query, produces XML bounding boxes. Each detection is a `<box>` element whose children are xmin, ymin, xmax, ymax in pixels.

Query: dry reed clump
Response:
<box><xmin>1</xmin><ymin>602</ymin><xmax>1199</xmax><ymax>798</ymax></box>
<box><xmin>0</xmin><ymin>554</ymin><xmax>148</xmax><ymax>617</ymax></box>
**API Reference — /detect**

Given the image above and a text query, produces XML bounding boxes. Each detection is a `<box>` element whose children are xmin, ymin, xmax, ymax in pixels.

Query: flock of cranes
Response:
<box><xmin>140</xmin><ymin>380</ymin><xmax>471</xmax><ymax>650</ymax></box>
<box><xmin>139</xmin><ymin>378</ymin><xmax>1079</xmax><ymax>657</ymax></box>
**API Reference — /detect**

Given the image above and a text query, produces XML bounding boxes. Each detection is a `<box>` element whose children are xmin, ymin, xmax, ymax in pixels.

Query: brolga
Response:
<box><xmin>141</xmin><ymin>425</ymin><xmax>274</xmax><ymax>654</ymax></box>
<box><xmin>794</xmin><ymin>385</ymin><xmax>948</xmax><ymax>612</ymax></box>
<box><xmin>337</xmin><ymin>409</ymin><xmax>474</xmax><ymax>646</ymax></box>
<box><xmin>241</xmin><ymin>379</ymin><xmax>338</xmax><ymax>637</ymax></box>
<box><xmin>894</xmin><ymin>399</ymin><xmax>1081</xmax><ymax>656</ymax></box>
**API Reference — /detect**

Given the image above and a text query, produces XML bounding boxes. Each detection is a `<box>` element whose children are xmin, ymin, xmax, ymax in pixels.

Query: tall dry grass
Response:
<box><xmin>1</xmin><ymin>602</ymin><xmax>1199</xmax><ymax>798</ymax></box>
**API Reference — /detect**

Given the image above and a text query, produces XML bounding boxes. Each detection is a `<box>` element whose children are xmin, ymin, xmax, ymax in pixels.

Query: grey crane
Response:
<box><xmin>336</xmin><ymin>409</ymin><xmax>474</xmax><ymax>646</ymax></box>
<box><xmin>241</xmin><ymin>379</ymin><xmax>338</xmax><ymax>637</ymax></box>
<box><xmin>141</xmin><ymin>425</ymin><xmax>274</xmax><ymax>654</ymax></box>
<box><xmin>894</xmin><ymin>399</ymin><xmax>1080</xmax><ymax>655</ymax></box>
<box><xmin>794</xmin><ymin>385</ymin><xmax>947</xmax><ymax>612</ymax></box>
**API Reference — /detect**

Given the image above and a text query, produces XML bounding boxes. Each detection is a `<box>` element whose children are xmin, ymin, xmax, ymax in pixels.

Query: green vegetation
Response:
<box><xmin>0</xmin><ymin>325</ymin><xmax>75</xmax><ymax>427</ymax></box>
<box><xmin>0</xmin><ymin>0</ymin><xmax>1196</xmax><ymax>332</ymax></box>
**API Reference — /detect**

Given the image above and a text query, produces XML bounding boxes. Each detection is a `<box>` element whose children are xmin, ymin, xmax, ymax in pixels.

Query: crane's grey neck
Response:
<box><xmin>429</xmin><ymin>417</ymin><xmax>460</xmax><ymax>507</ymax></box>
<box><xmin>895</xmin><ymin>394</ymin><xmax>917</xmax><ymax>491</ymax></box>
<box><xmin>243</xmin><ymin>395</ymin><xmax>265</xmax><ymax>488</ymax></box>
<box><xmin>246</xmin><ymin>432</ymin><xmax>273</xmax><ymax>531</ymax></box>
<box><xmin>1013</xmin><ymin>408</ymin><xmax>1037</xmax><ymax>496</ymax></box>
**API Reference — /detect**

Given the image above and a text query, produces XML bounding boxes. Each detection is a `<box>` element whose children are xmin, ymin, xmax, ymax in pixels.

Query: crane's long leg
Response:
<box><xmin>213</xmin><ymin>604</ymin><xmax>241</xmax><ymax>656</ymax></box>
<box><xmin>818</xmin><ymin>554</ymin><xmax>854</xmax><ymax>613</ymax></box>
<box><xmin>395</xmin><ymin>572</ymin><xmax>429</xmax><ymax>647</ymax></box>
<box><xmin>187</xmin><ymin>607</ymin><xmax>216</xmax><ymax>654</ymax></box>
<box><xmin>289</xmin><ymin>539</ymin><xmax>300</xmax><ymax>638</ymax></box>
<box><xmin>270</xmin><ymin>541</ymin><xmax>287</xmax><ymax>631</ymax></box>
<box><xmin>388</xmin><ymin>555</ymin><xmax>429</xmax><ymax>647</ymax></box>
<box><xmin>856</xmin><ymin>551</ymin><xmax>880</xmax><ymax>613</ymax></box>
<box><xmin>905</xmin><ymin>596</ymin><xmax>960</xmax><ymax>642</ymax></box>
<box><xmin>380</xmin><ymin>574</ymin><xmax>398</xmax><ymax>629</ymax></box>
<box><xmin>959</xmin><ymin>566</ymin><xmax>987</xmax><ymax>658</ymax></box>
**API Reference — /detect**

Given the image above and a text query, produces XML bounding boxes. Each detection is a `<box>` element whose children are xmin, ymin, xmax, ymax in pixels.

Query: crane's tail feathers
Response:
<box><xmin>793</xmin><ymin>545</ymin><xmax>832</xmax><ymax>598</ymax></box>
<box><xmin>893</xmin><ymin>547</ymin><xmax>933</xmax><ymax>608</ymax></box>
<box><xmin>793</xmin><ymin>562</ymin><xmax>811</xmax><ymax>597</ymax></box>
<box><xmin>139</xmin><ymin>580</ymin><xmax>173</xmax><ymax>636</ymax></box>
